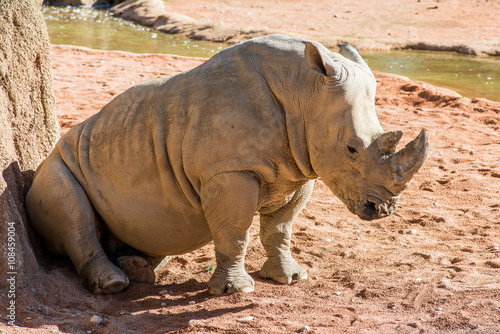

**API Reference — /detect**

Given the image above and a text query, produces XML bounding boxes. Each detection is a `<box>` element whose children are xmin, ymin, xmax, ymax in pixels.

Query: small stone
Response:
<box><xmin>26</xmin><ymin>307</ymin><xmax>33</xmax><ymax>311</ymax></box>
<box><xmin>298</xmin><ymin>325</ymin><xmax>311</xmax><ymax>332</ymax></box>
<box><xmin>437</xmin><ymin>279</ymin><xmax>451</xmax><ymax>289</ymax></box>
<box><xmin>188</xmin><ymin>319</ymin><xmax>204</xmax><ymax>326</ymax></box>
<box><xmin>415</xmin><ymin>278</ymin><xmax>422</xmax><ymax>283</ymax></box>
<box><xmin>30</xmin><ymin>287</ymin><xmax>37</xmax><ymax>294</ymax></box>
<box><xmin>315</xmin><ymin>291</ymin><xmax>323</xmax><ymax>295</ymax></box>
<box><xmin>237</xmin><ymin>315</ymin><xmax>254</xmax><ymax>322</ymax></box>
<box><xmin>489</xmin><ymin>246</ymin><xmax>500</xmax><ymax>252</ymax></box>
<box><xmin>321</xmin><ymin>237</ymin><xmax>332</xmax><ymax>242</ymax></box>
<box><xmin>406</xmin><ymin>229</ymin><xmax>417</xmax><ymax>235</ymax></box>
<box><xmin>334</xmin><ymin>291</ymin><xmax>342</xmax><ymax>296</ymax></box>
<box><xmin>119</xmin><ymin>311</ymin><xmax>127</xmax><ymax>315</ymax></box>
<box><xmin>158</xmin><ymin>289</ymin><xmax>169</xmax><ymax>295</ymax></box>
<box><xmin>439</xmin><ymin>258</ymin><xmax>451</xmax><ymax>266</ymax></box>
<box><xmin>435</xmin><ymin>307</ymin><xmax>443</xmax><ymax>311</ymax></box>
<box><xmin>72</xmin><ymin>313</ymin><xmax>81</xmax><ymax>317</ymax></box>
<box><xmin>90</xmin><ymin>315</ymin><xmax>102</xmax><ymax>325</ymax></box>
<box><xmin>161</xmin><ymin>302</ymin><xmax>167</xmax><ymax>307</ymax></box>
<box><xmin>26</xmin><ymin>317</ymin><xmax>32</xmax><ymax>320</ymax></box>
<box><xmin>188</xmin><ymin>301</ymin><xmax>196</xmax><ymax>305</ymax></box>
<box><xmin>87</xmin><ymin>331</ymin><xmax>93</xmax><ymax>334</ymax></box>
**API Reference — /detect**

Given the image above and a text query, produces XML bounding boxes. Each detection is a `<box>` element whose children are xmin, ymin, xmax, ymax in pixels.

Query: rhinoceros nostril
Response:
<box><xmin>364</xmin><ymin>201</ymin><xmax>377</xmax><ymax>216</ymax></box>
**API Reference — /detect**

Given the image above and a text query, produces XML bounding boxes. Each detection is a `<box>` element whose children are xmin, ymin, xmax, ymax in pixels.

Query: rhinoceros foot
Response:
<box><xmin>259</xmin><ymin>257</ymin><xmax>307</xmax><ymax>284</ymax></box>
<box><xmin>116</xmin><ymin>255</ymin><xmax>156</xmax><ymax>284</ymax></box>
<box><xmin>207</xmin><ymin>268</ymin><xmax>255</xmax><ymax>294</ymax></box>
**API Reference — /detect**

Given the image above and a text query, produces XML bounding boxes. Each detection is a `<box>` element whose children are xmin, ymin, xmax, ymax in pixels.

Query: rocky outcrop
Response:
<box><xmin>0</xmin><ymin>0</ymin><xmax>60</xmax><ymax>288</ymax></box>
<box><xmin>111</xmin><ymin>0</ymin><xmax>271</xmax><ymax>43</ymax></box>
<box><xmin>44</xmin><ymin>0</ymin><xmax>123</xmax><ymax>6</ymax></box>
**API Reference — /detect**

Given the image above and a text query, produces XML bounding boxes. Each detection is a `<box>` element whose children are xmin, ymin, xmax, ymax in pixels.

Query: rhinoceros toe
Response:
<box><xmin>116</xmin><ymin>255</ymin><xmax>156</xmax><ymax>284</ymax></box>
<box><xmin>207</xmin><ymin>271</ymin><xmax>255</xmax><ymax>294</ymax></box>
<box><xmin>89</xmin><ymin>271</ymin><xmax>130</xmax><ymax>295</ymax></box>
<box><xmin>259</xmin><ymin>257</ymin><xmax>307</xmax><ymax>284</ymax></box>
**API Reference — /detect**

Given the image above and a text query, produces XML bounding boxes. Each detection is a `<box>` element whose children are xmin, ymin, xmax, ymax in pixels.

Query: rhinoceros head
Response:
<box><xmin>302</xmin><ymin>42</ymin><xmax>429</xmax><ymax>221</ymax></box>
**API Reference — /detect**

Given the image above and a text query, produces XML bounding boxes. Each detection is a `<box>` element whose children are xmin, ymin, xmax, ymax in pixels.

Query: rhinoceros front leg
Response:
<box><xmin>201</xmin><ymin>172</ymin><xmax>260</xmax><ymax>294</ymax></box>
<box><xmin>259</xmin><ymin>180</ymin><xmax>314</xmax><ymax>284</ymax></box>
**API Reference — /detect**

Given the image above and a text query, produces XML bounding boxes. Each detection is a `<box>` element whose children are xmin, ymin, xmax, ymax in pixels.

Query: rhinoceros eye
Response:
<box><xmin>347</xmin><ymin>145</ymin><xmax>358</xmax><ymax>154</ymax></box>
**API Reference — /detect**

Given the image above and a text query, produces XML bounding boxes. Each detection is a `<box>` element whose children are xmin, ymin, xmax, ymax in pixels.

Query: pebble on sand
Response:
<box><xmin>90</xmin><ymin>315</ymin><xmax>102</xmax><ymax>325</ymax></box>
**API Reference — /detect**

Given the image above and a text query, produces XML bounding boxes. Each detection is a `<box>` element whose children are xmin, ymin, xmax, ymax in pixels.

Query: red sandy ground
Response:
<box><xmin>163</xmin><ymin>0</ymin><xmax>500</xmax><ymax>53</ymax></box>
<box><xmin>2</xmin><ymin>1</ymin><xmax>500</xmax><ymax>333</ymax></box>
<box><xmin>165</xmin><ymin>0</ymin><xmax>499</xmax><ymax>42</ymax></box>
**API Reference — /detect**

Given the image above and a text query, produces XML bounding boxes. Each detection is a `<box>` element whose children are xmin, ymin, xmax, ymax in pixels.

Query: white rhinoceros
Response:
<box><xmin>26</xmin><ymin>34</ymin><xmax>428</xmax><ymax>295</ymax></box>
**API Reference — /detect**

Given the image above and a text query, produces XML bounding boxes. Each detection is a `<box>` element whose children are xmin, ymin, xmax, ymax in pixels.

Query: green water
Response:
<box><xmin>42</xmin><ymin>6</ymin><xmax>224</xmax><ymax>57</ymax></box>
<box><xmin>364</xmin><ymin>50</ymin><xmax>499</xmax><ymax>102</ymax></box>
<box><xmin>43</xmin><ymin>6</ymin><xmax>499</xmax><ymax>101</ymax></box>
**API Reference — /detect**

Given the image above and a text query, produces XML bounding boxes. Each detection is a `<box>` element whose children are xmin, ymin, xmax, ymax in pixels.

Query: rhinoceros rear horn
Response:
<box><xmin>304</xmin><ymin>42</ymin><xmax>343</xmax><ymax>78</ymax></box>
<box><xmin>393</xmin><ymin>129</ymin><xmax>429</xmax><ymax>185</ymax></box>
<box><xmin>376</xmin><ymin>130</ymin><xmax>403</xmax><ymax>155</ymax></box>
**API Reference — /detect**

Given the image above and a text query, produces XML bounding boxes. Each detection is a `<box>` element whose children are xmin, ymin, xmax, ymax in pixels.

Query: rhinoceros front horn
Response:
<box><xmin>393</xmin><ymin>129</ymin><xmax>429</xmax><ymax>185</ymax></box>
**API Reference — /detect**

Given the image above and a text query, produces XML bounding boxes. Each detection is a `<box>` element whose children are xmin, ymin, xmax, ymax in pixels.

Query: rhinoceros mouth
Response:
<box><xmin>356</xmin><ymin>195</ymin><xmax>398</xmax><ymax>221</ymax></box>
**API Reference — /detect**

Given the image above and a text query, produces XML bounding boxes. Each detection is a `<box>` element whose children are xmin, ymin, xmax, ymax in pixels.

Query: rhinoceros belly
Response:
<box><xmin>97</xmin><ymin>190</ymin><xmax>212</xmax><ymax>256</ymax></box>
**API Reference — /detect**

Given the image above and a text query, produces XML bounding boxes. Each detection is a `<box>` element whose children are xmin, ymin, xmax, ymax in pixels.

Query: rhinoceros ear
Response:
<box><xmin>304</xmin><ymin>42</ymin><xmax>341</xmax><ymax>77</ymax></box>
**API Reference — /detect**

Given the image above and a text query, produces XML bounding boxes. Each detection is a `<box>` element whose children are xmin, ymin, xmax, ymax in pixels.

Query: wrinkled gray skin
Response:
<box><xmin>26</xmin><ymin>35</ymin><xmax>428</xmax><ymax>295</ymax></box>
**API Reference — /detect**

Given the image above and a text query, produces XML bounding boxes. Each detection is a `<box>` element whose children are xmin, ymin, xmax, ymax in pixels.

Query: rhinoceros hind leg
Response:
<box><xmin>116</xmin><ymin>255</ymin><xmax>156</xmax><ymax>284</ymax></box>
<box><xmin>103</xmin><ymin>235</ymin><xmax>157</xmax><ymax>284</ymax></box>
<box><xmin>258</xmin><ymin>180</ymin><xmax>314</xmax><ymax>285</ymax></box>
<box><xmin>26</xmin><ymin>154</ymin><xmax>129</xmax><ymax>295</ymax></box>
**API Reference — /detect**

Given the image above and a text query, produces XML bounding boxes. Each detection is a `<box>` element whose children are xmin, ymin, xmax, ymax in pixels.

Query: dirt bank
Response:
<box><xmin>111</xmin><ymin>0</ymin><xmax>500</xmax><ymax>55</ymax></box>
<box><xmin>1</xmin><ymin>44</ymin><xmax>499</xmax><ymax>333</ymax></box>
